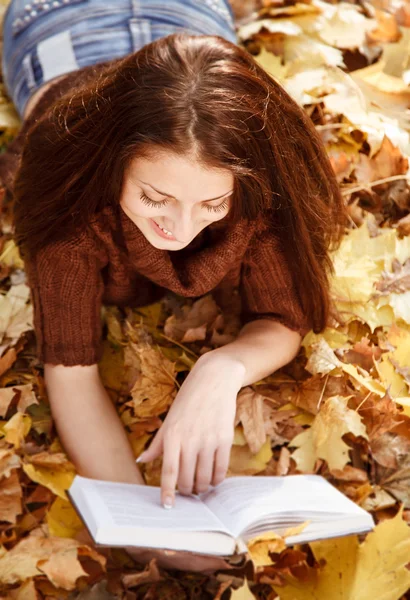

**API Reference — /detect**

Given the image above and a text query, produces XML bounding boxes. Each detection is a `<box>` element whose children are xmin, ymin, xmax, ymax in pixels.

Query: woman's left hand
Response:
<box><xmin>136</xmin><ymin>352</ymin><xmax>246</xmax><ymax>508</ymax></box>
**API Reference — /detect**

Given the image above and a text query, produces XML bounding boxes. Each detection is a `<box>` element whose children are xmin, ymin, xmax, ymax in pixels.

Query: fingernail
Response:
<box><xmin>136</xmin><ymin>454</ymin><xmax>145</xmax><ymax>463</ymax></box>
<box><xmin>163</xmin><ymin>495</ymin><xmax>173</xmax><ymax>509</ymax></box>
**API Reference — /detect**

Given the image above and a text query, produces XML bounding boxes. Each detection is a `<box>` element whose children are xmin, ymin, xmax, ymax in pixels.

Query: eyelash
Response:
<box><xmin>139</xmin><ymin>192</ymin><xmax>230</xmax><ymax>213</ymax></box>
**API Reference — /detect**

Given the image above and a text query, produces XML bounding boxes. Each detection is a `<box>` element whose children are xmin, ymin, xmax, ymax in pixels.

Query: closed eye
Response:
<box><xmin>139</xmin><ymin>192</ymin><xmax>231</xmax><ymax>213</ymax></box>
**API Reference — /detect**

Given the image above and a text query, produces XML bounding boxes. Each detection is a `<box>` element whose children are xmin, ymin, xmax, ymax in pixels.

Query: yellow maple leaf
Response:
<box><xmin>23</xmin><ymin>453</ymin><xmax>77</xmax><ymax>500</ymax></box>
<box><xmin>230</xmin><ymin>577</ymin><xmax>256</xmax><ymax>599</ymax></box>
<box><xmin>3</xmin><ymin>413</ymin><xmax>31</xmax><ymax>449</ymax></box>
<box><xmin>0</xmin><ymin>239</ymin><xmax>25</xmax><ymax>270</ymax></box>
<box><xmin>228</xmin><ymin>437</ymin><xmax>272</xmax><ymax>476</ymax></box>
<box><xmin>46</xmin><ymin>497</ymin><xmax>84</xmax><ymax>539</ymax></box>
<box><xmin>290</xmin><ymin>395</ymin><xmax>368</xmax><ymax>471</ymax></box>
<box><xmin>275</xmin><ymin>508</ymin><xmax>410</xmax><ymax>600</ymax></box>
<box><xmin>247</xmin><ymin>523</ymin><xmax>308</xmax><ymax>567</ymax></box>
<box><xmin>254</xmin><ymin>46</ymin><xmax>288</xmax><ymax>82</ymax></box>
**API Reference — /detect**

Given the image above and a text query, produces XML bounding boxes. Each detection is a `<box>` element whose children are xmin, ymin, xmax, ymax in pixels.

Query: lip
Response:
<box><xmin>149</xmin><ymin>219</ymin><xmax>178</xmax><ymax>241</ymax></box>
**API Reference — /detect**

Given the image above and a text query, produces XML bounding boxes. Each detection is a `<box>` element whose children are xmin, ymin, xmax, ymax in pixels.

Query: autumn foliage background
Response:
<box><xmin>0</xmin><ymin>0</ymin><xmax>410</xmax><ymax>598</ymax></box>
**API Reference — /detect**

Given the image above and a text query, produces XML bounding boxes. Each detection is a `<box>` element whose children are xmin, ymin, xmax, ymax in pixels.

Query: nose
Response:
<box><xmin>170</xmin><ymin>204</ymin><xmax>194</xmax><ymax>243</ymax></box>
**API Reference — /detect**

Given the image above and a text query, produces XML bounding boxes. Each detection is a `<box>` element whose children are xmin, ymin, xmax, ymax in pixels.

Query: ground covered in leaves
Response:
<box><xmin>1</xmin><ymin>0</ymin><xmax>410</xmax><ymax>598</ymax></box>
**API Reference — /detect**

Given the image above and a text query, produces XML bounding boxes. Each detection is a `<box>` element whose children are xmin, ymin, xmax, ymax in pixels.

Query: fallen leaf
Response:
<box><xmin>355</xmin><ymin>135</ymin><xmax>408</xmax><ymax>183</ymax></box>
<box><xmin>129</xmin><ymin>343</ymin><xmax>177</xmax><ymax>419</ymax></box>
<box><xmin>0</xmin><ymin>528</ymin><xmax>105</xmax><ymax>588</ymax></box>
<box><xmin>374</xmin><ymin>258</ymin><xmax>410</xmax><ymax>295</ymax></box>
<box><xmin>23</xmin><ymin>452</ymin><xmax>77</xmax><ymax>500</ymax></box>
<box><xmin>230</xmin><ymin>577</ymin><xmax>256</xmax><ymax>599</ymax></box>
<box><xmin>228</xmin><ymin>437</ymin><xmax>273</xmax><ymax>476</ymax></box>
<box><xmin>8</xmin><ymin>579</ymin><xmax>39</xmax><ymax>600</ymax></box>
<box><xmin>37</xmin><ymin>548</ymin><xmax>88</xmax><ymax>591</ymax></box>
<box><xmin>121</xmin><ymin>558</ymin><xmax>162</xmax><ymax>587</ymax></box>
<box><xmin>4</xmin><ymin>412</ymin><xmax>31</xmax><ymax>448</ymax></box>
<box><xmin>0</xmin><ymin>469</ymin><xmax>22</xmax><ymax>523</ymax></box>
<box><xmin>290</xmin><ymin>395</ymin><xmax>368</xmax><ymax>471</ymax></box>
<box><xmin>164</xmin><ymin>295</ymin><xmax>219</xmax><ymax>342</ymax></box>
<box><xmin>46</xmin><ymin>497</ymin><xmax>84</xmax><ymax>538</ymax></box>
<box><xmin>275</xmin><ymin>508</ymin><xmax>410</xmax><ymax>600</ymax></box>
<box><xmin>236</xmin><ymin>388</ymin><xmax>267</xmax><ymax>454</ymax></box>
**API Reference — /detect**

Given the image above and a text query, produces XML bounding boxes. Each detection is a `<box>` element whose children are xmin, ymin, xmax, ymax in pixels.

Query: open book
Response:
<box><xmin>67</xmin><ymin>474</ymin><xmax>375</xmax><ymax>556</ymax></box>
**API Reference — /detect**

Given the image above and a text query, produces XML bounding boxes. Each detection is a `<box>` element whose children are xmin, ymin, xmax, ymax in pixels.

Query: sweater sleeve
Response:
<box><xmin>240</xmin><ymin>229</ymin><xmax>312</xmax><ymax>337</ymax></box>
<box><xmin>23</xmin><ymin>230</ymin><xmax>108</xmax><ymax>366</ymax></box>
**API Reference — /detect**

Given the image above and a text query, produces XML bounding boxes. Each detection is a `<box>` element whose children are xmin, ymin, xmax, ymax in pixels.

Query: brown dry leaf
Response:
<box><xmin>129</xmin><ymin>342</ymin><xmax>177</xmax><ymax>418</ymax></box>
<box><xmin>374</xmin><ymin>258</ymin><xmax>410</xmax><ymax>295</ymax></box>
<box><xmin>0</xmin><ymin>385</ymin><xmax>18</xmax><ymax>417</ymax></box>
<box><xmin>0</xmin><ymin>445</ymin><xmax>20</xmax><ymax>477</ymax></box>
<box><xmin>235</xmin><ymin>387</ymin><xmax>267</xmax><ymax>454</ymax></box>
<box><xmin>163</xmin><ymin>295</ymin><xmax>219</xmax><ymax>342</ymax></box>
<box><xmin>66</xmin><ymin>580</ymin><xmax>117</xmax><ymax>600</ymax></box>
<box><xmin>0</xmin><ymin>347</ymin><xmax>17</xmax><ymax>378</ymax></box>
<box><xmin>293</xmin><ymin>374</ymin><xmax>350</xmax><ymax>415</ymax></box>
<box><xmin>396</xmin><ymin>212</ymin><xmax>410</xmax><ymax>236</ymax></box>
<box><xmin>342</xmin><ymin>337</ymin><xmax>383</xmax><ymax>372</ymax></box>
<box><xmin>329</xmin><ymin>465</ymin><xmax>369</xmax><ymax>483</ymax></box>
<box><xmin>373</xmin><ymin>432</ymin><xmax>410</xmax><ymax>507</ymax></box>
<box><xmin>262</xmin><ymin>404</ymin><xmax>300</xmax><ymax>446</ymax></box>
<box><xmin>37</xmin><ymin>548</ymin><xmax>88</xmax><ymax>591</ymax></box>
<box><xmin>126</xmin><ymin>416</ymin><xmax>162</xmax><ymax>438</ymax></box>
<box><xmin>0</xmin><ymin>384</ymin><xmax>38</xmax><ymax>418</ymax></box>
<box><xmin>181</xmin><ymin>324</ymin><xmax>207</xmax><ymax>343</ymax></box>
<box><xmin>121</xmin><ymin>559</ymin><xmax>162</xmax><ymax>588</ymax></box>
<box><xmin>327</xmin><ymin>144</ymin><xmax>358</xmax><ymax>182</ymax></box>
<box><xmin>9</xmin><ymin>579</ymin><xmax>39</xmax><ymax>600</ymax></box>
<box><xmin>354</xmin><ymin>135</ymin><xmax>408</xmax><ymax>184</ymax></box>
<box><xmin>0</xmin><ymin>469</ymin><xmax>22</xmax><ymax>523</ymax></box>
<box><xmin>0</xmin><ymin>528</ymin><xmax>106</xmax><ymax>588</ymax></box>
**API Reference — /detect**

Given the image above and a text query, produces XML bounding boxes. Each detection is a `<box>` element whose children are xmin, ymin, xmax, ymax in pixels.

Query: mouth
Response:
<box><xmin>150</xmin><ymin>219</ymin><xmax>178</xmax><ymax>241</ymax></box>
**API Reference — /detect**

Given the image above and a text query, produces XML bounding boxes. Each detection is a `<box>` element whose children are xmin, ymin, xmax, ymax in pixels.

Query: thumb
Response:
<box><xmin>136</xmin><ymin>430</ymin><xmax>164</xmax><ymax>463</ymax></box>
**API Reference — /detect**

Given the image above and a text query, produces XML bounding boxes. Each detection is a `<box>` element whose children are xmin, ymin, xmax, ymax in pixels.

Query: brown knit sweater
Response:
<box><xmin>0</xmin><ymin>63</ymin><xmax>311</xmax><ymax>367</ymax></box>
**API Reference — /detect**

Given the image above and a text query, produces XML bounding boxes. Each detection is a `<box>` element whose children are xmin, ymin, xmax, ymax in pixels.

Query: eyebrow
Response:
<box><xmin>138</xmin><ymin>179</ymin><xmax>233</xmax><ymax>202</ymax></box>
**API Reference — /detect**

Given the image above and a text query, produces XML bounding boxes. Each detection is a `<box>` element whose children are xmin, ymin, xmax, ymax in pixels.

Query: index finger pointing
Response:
<box><xmin>161</xmin><ymin>436</ymin><xmax>180</xmax><ymax>509</ymax></box>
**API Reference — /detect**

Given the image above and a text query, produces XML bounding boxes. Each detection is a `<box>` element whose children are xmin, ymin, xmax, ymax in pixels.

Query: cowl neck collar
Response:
<box><xmin>117</xmin><ymin>205</ymin><xmax>257</xmax><ymax>297</ymax></box>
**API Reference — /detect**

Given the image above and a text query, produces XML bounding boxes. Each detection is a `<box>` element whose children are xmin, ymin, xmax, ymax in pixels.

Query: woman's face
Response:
<box><xmin>119</xmin><ymin>151</ymin><xmax>234</xmax><ymax>250</ymax></box>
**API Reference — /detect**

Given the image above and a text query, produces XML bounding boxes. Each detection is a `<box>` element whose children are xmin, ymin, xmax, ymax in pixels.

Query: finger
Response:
<box><xmin>161</xmin><ymin>435</ymin><xmax>180</xmax><ymax>509</ymax></box>
<box><xmin>137</xmin><ymin>428</ymin><xmax>163</xmax><ymax>463</ymax></box>
<box><xmin>195</xmin><ymin>446</ymin><xmax>216</xmax><ymax>495</ymax></box>
<box><xmin>177</xmin><ymin>445</ymin><xmax>199</xmax><ymax>496</ymax></box>
<box><xmin>211</xmin><ymin>442</ymin><xmax>232</xmax><ymax>487</ymax></box>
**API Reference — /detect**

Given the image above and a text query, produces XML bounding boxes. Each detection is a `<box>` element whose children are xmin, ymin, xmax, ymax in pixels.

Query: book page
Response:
<box><xmin>70</xmin><ymin>476</ymin><xmax>231</xmax><ymax>535</ymax></box>
<box><xmin>202</xmin><ymin>475</ymin><xmax>367</xmax><ymax>538</ymax></box>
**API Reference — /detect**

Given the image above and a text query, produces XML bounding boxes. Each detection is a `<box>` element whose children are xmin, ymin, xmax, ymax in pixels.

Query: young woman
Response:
<box><xmin>2</xmin><ymin>0</ymin><xmax>345</xmax><ymax>529</ymax></box>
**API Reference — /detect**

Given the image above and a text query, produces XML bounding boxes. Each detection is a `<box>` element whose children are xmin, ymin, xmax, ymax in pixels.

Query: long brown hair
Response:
<box><xmin>13</xmin><ymin>33</ymin><xmax>347</xmax><ymax>333</ymax></box>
